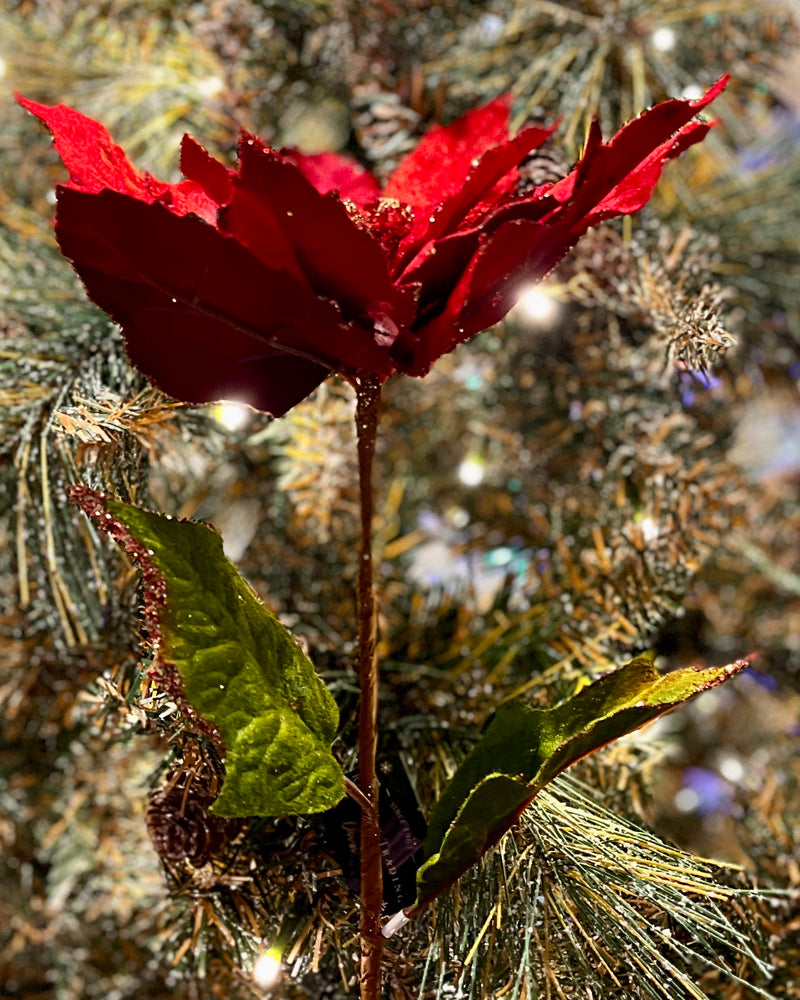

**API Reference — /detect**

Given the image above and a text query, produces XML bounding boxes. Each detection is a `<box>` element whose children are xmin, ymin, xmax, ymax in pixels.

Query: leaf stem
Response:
<box><xmin>344</xmin><ymin>774</ymin><xmax>373</xmax><ymax>815</ymax></box>
<box><xmin>353</xmin><ymin>373</ymin><xmax>384</xmax><ymax>1000</ymax></box>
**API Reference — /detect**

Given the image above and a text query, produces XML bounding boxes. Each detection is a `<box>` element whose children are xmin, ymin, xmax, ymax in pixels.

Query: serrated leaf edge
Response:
<box><xmin>68</xmin><ymin>484</ymin><xmax>218</xmax><ymax>738</ymax></box>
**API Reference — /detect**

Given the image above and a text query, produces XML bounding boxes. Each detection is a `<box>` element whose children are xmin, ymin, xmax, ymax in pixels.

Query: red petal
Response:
<box><xmin>280</xmin><ymin>149</ymin><xmax>381</xmax><ymax>206</ymax></box>
<box><xmin>219</xmin><ymin>139</ymin><xmax>306</xmax><ymax>281</ymax></box>
<box><xmin>221</xmin><ymin>137</ymin><xmax>417</xmax><ymax>336</ymax></box>
<box><xmin>395</xmin><ymin>77</ymin><xmax>728</xmax><ymax>374</ymax></box>
<box><xmin>18</xmin><ymin>95</ymin><xmax>221</xmax><ymax>223</ymax></box>
<box><xmin>456</xmin><ymin>217</ymin><xmax>577</xmax><ymax>331</ymax></box>
<box><xmin>179</xmin><ymin>135</ymin><xmax>234</xmax><ymax>209</ymax></box>
<box><xmin>54</xmin><ymin>189</ymin><xmax>396</xmax><ymax>409</ymax></box>
<box><xmin>393</xmin><ymin>123</ymin><xmax>556</xmax><ymax>274</ymax></box>
<box><xmin>383</xmin><ymin>96</ymin><xmax>512</xmax><ymax>212</ymax></box>
<box><xmin>588</xmin><ymin>120</ymin><xmax>712</xmax><ymax>217</ymax></box>
<box><xmin>18</xmin><ymin>96</ymin><xmax>155</xmax><ymax>198</ymax></box>
<box><xmin>396</xmin><ymin>216</ymin><xmax>574</xmax><ymax>375</ymax></box>
<box><xmin>393</xmin><ymin>179</ymin><xmax>558</xmax><ymax>334</ymax></box>
<box><xmin>123</xmin><ymin>308</ymin><xmax>330</xmax><ymax>416</ymax></box>
<box><xmin>549</xmin><ymin>76</ymin><xmax>728</xmax><ymax>222</ymax></box>
<box><xmin>166</xmin><ymin>177</ymin><xmax>227</xmax><ymax>225</ymax></box>
<box><xmin>398</xmin><ymin>230</ymin><xmax>479</xmax><ymax>324</ymax></box>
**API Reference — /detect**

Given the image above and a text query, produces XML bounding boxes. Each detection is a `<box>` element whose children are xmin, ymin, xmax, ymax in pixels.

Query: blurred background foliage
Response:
<box><xmin>1</xmin><ymin>1</ymin><xmax>799</xmax><ymax>998</ymax></box>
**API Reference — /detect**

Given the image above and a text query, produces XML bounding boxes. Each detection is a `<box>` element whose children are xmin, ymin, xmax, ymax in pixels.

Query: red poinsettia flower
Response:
<box><xmin>19</xmin><ymin>78</ymin><xmax>726</xmax><ymax>416</ymax></box>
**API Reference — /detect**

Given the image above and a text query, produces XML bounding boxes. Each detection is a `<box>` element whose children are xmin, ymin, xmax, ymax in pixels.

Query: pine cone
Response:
<box><xmin>553</xmin><ymin>223</ymin><xmax>633</xmax><ymax>311</ymax></box>
<box><xmin>516</xmin><ymin>141</ymin><xmax>570</xmax><ymax>195</ymax></box>
<box><xmin>146</xmin><ymin>766</ymin><xmax>241</xmax><ymax>868</ymax></box>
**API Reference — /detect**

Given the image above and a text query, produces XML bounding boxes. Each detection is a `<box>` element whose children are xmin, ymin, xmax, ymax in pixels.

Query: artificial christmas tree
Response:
<box><xmin>2</xmin><ymin>2</ymin><xmax>798</xmax><ymax>998</ymax></box>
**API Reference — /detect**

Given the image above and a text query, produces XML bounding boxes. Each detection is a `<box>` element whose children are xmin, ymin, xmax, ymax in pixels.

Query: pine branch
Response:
<box><xmin>422</xmin><ymin>0</ymin><xmax>797</xmax><ymax>152</ymax></box>
<box><xmin>413</xmin><ymin>772</ymin><xmax>780</xmax><ymax>1000</ymax></box>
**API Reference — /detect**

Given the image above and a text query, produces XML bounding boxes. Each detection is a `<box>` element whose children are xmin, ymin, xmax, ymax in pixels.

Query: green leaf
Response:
<box><xmin>70</xmin><ymin>486</ymin><xmax>345</xmax><ymax>818</ymax></box>
<box><xmin>414</xmin><ymin>652</ymin><xmax>750</xmax><ymax>912</ymax></box>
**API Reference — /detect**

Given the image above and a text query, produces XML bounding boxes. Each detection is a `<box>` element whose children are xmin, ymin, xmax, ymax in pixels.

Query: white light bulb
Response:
<box><xmin>478</xmin><ymin>12</ymin><xmax>505</xmax><ymax>43</ymax></box>
<box><xmin>209</xmin><ymin>400</ymin><xmax>253</xmax><ymax>432</ymax></box>
<box><xmin>651</xmin><ymin>27</ymin><xmax>676</xmax><ymax>51</ymax></box>
<box><xmin>514</xmin><ymin>285</ymin><xmax>562</xmax><ymax>325</ymax></box>
<box><xmin>196</xmin><ymin>75</ymin><xmax>224</xmax><ymax>99</ymax></box>
<box><xmin>458</xmin><ymin>456</ymin><xmax>485</xmax><ymax>486</ymax></box>
<box><xmin>253</xmin><ymin>948</ymin><xmax>282</xmax><ymax>987</ymax></box>
<box><xmin>717</xmin><ymin>754</ymin><xmax>745</xmax><ymax>784</ymax></box>
<box><xmin>640</xmin><ymin>516</ymin><xmax>660</xmax><ymax>542</ymax></box>
<box><xmin>674</xmin><ymin>787</ymin><xmax>700</xmax><ymax>813</ymax></box>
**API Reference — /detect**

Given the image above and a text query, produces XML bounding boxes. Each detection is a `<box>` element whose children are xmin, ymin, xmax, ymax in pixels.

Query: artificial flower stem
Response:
<box><xmin>353</xmin><ymin>373</ymin><xmax>384</xmax><ymax>1000</ymax></box>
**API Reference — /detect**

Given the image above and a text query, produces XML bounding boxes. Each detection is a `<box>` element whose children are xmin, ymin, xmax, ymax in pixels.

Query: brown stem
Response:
<box><xmin>344</xmin><ymin>774</ymin><xmax>373</xmax><ymax>815</ymax></box>
<box><xmin>353</xmin><ymin>373</ymin><xmax>384</xmax><ymax>999</ymax></box>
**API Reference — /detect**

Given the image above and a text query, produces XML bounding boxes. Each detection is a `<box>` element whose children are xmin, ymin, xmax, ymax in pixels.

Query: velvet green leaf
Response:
<box><xmin>70</xmin><ymin>486</ymin><xmax>345</xmax><ymax>817</ymax></box>
<box><xmin>414</xmin><ymin>652</ymin><xmax>750</xmax><ymax>911</ymax></box>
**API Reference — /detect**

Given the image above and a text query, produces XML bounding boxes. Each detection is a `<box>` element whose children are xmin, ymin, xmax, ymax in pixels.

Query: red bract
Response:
<box><xmin>19</xmin><ymin>79</ymin><xmax>726</xmax><ymax>416</ymax></box>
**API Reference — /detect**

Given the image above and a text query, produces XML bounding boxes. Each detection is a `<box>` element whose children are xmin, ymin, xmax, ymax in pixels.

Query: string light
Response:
<box><xmin>477</xmin><ymin>12</ymin><xmax>505</xmax><ymax>43</ymax></box>
<box><xmin>639</xmin><ymin>516</ymin><xmax>660</xmax><ymax>542</ymax></box>
<box><xmin>253</xmin><ymin>947</ymin><xmax>282</xmax><ymax>988</ymax></box>
<box><xmin>513</xmin><ymin>284</ymin><xmax>562</xmax><ymax>326</ymax></box>
<box><xmin>208</xmin><ymin>400</ymin><xmax>253</xmax><ymax>432</ymax></box>
<box><xmin>458</xmin><ymin>455</ymin><xmax>485</xmax><ymax>486</ymax></box>
<box><xmin>717</xmin><ymin>754</ymin><xmax>745</xmax><ymax>784</ymax></box>
<box><xmin>674</xmin><ymin>787</ymin><xmax>700</xmax><ymax>813</ymax></box>
<box><xmin>196</xmin><ymin>75</ymin><xmax>225</xmax><ymax>99</ymax></box>
<box><xmin>651</xmin><ymin>27</ymin><xmax>676</xmax><ymax>51</ymax></box>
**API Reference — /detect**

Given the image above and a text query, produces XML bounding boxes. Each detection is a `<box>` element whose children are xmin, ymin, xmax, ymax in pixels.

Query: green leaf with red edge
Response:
<box><xmin>413</xmin><ymin>652</ymin><xmax>751</xmax><ymax>912</ymax></box>
<box><xmin>70</xmin><ymin>486</ymin><xmax>345</xmax><ymax>818</ymax></box>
